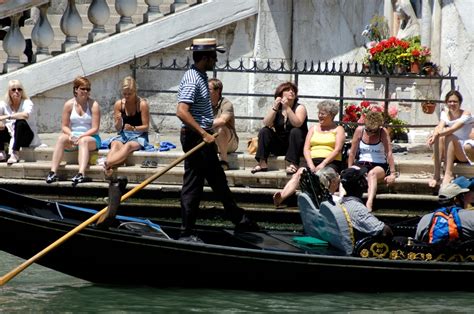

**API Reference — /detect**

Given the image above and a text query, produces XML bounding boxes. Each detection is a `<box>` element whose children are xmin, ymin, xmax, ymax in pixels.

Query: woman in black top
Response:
<box><xmin>101</xmin><ymin>76</ymin><xmax>150</xmax><ymax>176</ymax></box>
<box><xmin>251</xmin><ymin>81</ymin><xmax>308</xmax><ymax>175</ymax></box>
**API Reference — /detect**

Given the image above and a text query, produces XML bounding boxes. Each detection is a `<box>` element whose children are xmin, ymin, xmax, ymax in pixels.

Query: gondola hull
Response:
<box><xmin>1</xmin><ymin>188</ymin><xmax>474</xmax><ymax>291</ymax></box>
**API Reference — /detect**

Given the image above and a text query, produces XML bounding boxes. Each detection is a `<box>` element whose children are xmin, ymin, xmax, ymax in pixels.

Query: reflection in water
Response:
<box><xmin>2</xmin><ymin>252</ymin><xmax>474</xmax><ymax>312</ymax></box>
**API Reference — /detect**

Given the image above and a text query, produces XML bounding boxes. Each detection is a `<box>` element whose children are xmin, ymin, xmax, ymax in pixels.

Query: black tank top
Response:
<box><xmin>121</xmin><ymin>98</ymin><xmax>142</xmax><ymax>129</ymax></box>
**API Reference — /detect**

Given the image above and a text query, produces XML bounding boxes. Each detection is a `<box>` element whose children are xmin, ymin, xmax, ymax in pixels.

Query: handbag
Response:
<box><xmin>247</xmin><ymin>137</ymin><xmax>258</xmax><ymax>154</ymax></box>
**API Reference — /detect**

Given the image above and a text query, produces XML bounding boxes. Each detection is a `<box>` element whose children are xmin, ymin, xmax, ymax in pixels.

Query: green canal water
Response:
<box><xmin>2</xmin><ymin>252</ymin><xmax>474</xmax><ymax>312</ymax></box>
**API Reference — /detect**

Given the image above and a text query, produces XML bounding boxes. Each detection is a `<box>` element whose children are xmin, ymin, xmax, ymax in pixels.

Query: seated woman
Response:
<box><xmin>0</xmin><ymin>79</ymin><xmax>41</xmax><ymax>164</ymax></box>
<box><xmin>251</xmin><ymin>81</ymin><xmax>308</xmax><ymax>175</ymax></box>
<box><xmin>348</xmin><ymin>111</ymin><xmax>396</xmax><ymax>211</ymax></box>
<box><xmin>46</xmin><ymin>76</ymin><xmax>101</xmax><ymax>185</ymax></box>
<box><xmin>273</xmin><ymin>100</ymin><xmax>345</xmax><ymax>207</ymax></box>
<box><xmin>101</xmin><ymin>76</ymin><xmax>150</xmax><ymax>176</ymax></box>
<box><xmin>427</xmin><ymin>90</ymin><xmax>474</xmax><ymax>187</ymax></box>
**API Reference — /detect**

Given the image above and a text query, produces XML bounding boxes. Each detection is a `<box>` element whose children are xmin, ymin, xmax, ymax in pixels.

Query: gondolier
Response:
<box><xmin>176</xmin><ymin>38</ymin><xmax>259</xmax><ymax>242</ymax></box>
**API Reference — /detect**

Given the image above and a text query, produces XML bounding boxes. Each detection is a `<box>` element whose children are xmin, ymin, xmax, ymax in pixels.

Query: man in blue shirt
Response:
<box><xmin>176</xmin><ymin>38</ymin><xmax>259</xmax><ymax>241</ymax></box>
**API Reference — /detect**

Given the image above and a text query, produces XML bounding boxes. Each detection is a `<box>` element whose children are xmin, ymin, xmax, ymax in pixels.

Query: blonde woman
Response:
<box><xmin>100</xmin><ymin>76</ymin><xmax>150</xmax><ymax>176</ymax></box>
<box><xmin>348</xmin><ymin>111</ymin><xmax>396</xmax><ymax>211</ymax></box>
<box><xmin>0</xmin><ymin>79</ymin><xmax>41</xmax><ymax>164</ymax></box>
<box><xmin>46</xmin><ymin>76</ymin><xmax>101</xmax><ymax>185</ymax></box>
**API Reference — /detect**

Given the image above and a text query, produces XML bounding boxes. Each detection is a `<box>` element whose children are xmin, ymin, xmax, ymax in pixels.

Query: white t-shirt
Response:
<box><xmin>0</xmin><ymin>99</ymin><xmax>42</xmax><ymax>147</ymax></box>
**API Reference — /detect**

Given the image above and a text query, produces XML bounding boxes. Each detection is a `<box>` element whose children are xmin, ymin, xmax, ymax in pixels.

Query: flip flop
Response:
<box><xmin>286</xmin><ymin>164</ymin><xmax>298</xmax><ymax>175</ymax></box>
<box><xmin>251</xmin><ymin>165</ymin><xmax>268</xmax><ymax>174</ymax></box>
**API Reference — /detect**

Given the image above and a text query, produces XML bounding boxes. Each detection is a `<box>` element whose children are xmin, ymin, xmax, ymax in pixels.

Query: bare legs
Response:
<box><xmin>49</xmin><ymin>134</ymin><xmax>97</xmax><ymax>176</ymax></box>
<box><xmin>273</xmin><ymin>167</ymin><xmax>304</xmax><ymax>206</ymax></box>
<box><xmin>365</xmin><ymin>167</ymin><xmax>386</xmax><ymax>212</ymax></box>
<box><xmin>441</xmin><ymin>136</ymin><xmax>469</xmax><ymax>186</ymax></box>
<box><xmin>104</xmin><ymin>141</ymin><xmax>140</xmax><ymax>175</ymax></box>
<box><xmin>49</xmin><ymin>134</ymin><xmax>70</xmax><ymax>173</ymax></box>
<box><xmin>429</xmin><ymin>136</ymin><xmax>442</xmax><ymax>188</ymax></box>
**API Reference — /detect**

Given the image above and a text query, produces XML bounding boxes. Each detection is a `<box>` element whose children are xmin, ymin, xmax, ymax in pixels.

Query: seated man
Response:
<box><xmin>339</xmin><ymin>167</ymin><xmax>393</xmax><ymax>242</ymax></box>
<box><xmin>209</xmin><ymin>78</ymin><xmax>239</xmax><ymax>171</ymax></box>
<box><xmin>416</xmin><ymin>182</ymin><xmax>474</xmax><ymax>242</ymax></box>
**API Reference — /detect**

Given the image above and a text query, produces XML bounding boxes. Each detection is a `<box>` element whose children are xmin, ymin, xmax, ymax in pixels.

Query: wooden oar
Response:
<box><xmin>0</xmin><ymin>134</ymin><xmax>216</xmax><ymax>286</ymax></box>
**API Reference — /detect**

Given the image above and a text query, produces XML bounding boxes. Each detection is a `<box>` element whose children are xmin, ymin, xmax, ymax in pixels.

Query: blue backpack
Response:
<box><xmin>427</xmin><ymin>206</ymin><xmax>463</xmax><ymax>244</ymax></box>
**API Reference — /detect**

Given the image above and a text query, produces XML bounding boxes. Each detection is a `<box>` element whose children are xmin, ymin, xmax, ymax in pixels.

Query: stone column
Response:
<box><xmin>421</xmin><ymin>0</ymin><xmax>432</xmax><ymax>48</ymax></box>
<box><xmin>60</xmin><ymin>0</ymin><xmax>83</xmax><ymax>52</ymax></box>
<box><xmin>2</xmin><ymin>13</ymin><xmax>25</xmax><ymax>73</ymax></box>
<box><xmin>87</xmin><ymin>0</ymin><xmax>110</xmax><ymax>43</ymax></box>
<box><xmin>115</xmin><ymin>0</ymin><xmax>137</xmax><ymax>32</ymax></box>
<box><xmin>143</xmin><ymin>0</ymin><xmax>163</xmax><ymax>23</ymax></box>
<box><xmin>32</xmin><ymin>3</ymin><xmax>54</xmax><ymax>62</ymax></box>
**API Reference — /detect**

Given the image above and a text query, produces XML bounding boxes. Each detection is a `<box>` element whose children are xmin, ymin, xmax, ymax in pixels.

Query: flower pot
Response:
<box><xmin>422</xmin><ymin>102</ymin><xmax>436</xmax><ymax>114</ymax></box>
<box><xmin>410</xmin><ymin>61</ymin><xmax>420</xmax><ymax>74</ymax></box>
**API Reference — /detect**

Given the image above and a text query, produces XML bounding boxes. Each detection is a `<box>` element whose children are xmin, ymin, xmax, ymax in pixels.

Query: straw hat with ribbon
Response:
<box><xmin>185</xmin><ymin>38</ymin><xmax>226</xmax><ymax>53</ymax></box>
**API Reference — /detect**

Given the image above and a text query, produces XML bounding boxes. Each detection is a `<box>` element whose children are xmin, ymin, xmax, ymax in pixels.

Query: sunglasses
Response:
<box><xmin>79</xmin><ymin>87</ymin><xmax>91</xmax><ymax>92</ymax></box>
<box><xmin>11</xmin><ymin>88</ymin><xmax>22</xmax><ymax>92</ymax></box>
<box><xmin>365</xmin><ymin>127</ymin><xmax>380</xmax><ymax>133</ymax></box>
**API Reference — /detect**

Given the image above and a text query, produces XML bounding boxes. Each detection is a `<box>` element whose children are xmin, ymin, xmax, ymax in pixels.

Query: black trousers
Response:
<box><xmin>0</xmin><ymin>119</ymin><xmax>34</xmax><ymax>151</ymax></box>
<box><xmin>255</xmin><ymin>126</ymin><xmax>307</xmax><ymax>165</ymax></box>
<box><xmin>179</xmin><ymin>128</ymin><xmax>244</xmax><ymax>236</ymax></box>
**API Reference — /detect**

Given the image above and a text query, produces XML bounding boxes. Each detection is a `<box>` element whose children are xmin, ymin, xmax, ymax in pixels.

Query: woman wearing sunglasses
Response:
<box><xmin>347</xmin><ymin>110</ymin><xmax>396</xmax><ymax>211</ymax></box>
<box><xmin>0</xmin><ymin>80</ymin><xmax>41</xmax><ymax>164</ymax></box>
<box><xmin>46</xmin><ymin>76</ymin><xmax>101</xmax><ymax>186</ymax></box>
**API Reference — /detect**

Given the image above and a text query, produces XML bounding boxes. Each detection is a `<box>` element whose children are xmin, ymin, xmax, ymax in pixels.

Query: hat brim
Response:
<box><xmin>185</xmin><ymin>45</ymin><xmax>226</xmax><ymax>53</ymax></box>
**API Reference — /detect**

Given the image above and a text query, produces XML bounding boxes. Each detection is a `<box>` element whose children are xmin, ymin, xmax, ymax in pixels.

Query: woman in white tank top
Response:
<box><xmin>427</xmin><ymin>90</ymin><xmax>474</xmax><ymax>187</ymax></box>
<box><xmin>46</xmin><ymin>76</ymin><xmax>101</xmax><ymax>186</ymax></box>
<box><xmin>348</xmin><ymin>111</ymin><xmax>396</xmax><ymax>211</ymax></box>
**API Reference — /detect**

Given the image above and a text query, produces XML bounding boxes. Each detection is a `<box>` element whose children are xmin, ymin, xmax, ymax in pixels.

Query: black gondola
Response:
<box><xmin>1</xmin><ymin>187</ymin><xmax>474</xmax><ymax>292</ymax></box>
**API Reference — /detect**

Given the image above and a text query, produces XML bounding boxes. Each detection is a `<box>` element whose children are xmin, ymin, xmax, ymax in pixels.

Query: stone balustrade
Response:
<box><xmin>0</xmin><ymin>0</ymin><xmax>201</xmax><ymax>73</ymax></box>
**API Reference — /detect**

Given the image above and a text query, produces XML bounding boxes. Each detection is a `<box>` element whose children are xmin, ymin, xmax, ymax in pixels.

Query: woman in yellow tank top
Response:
<box><xmin>273</xmin><ymin>100</ymin><xmax>345</xmax><ymax>206</ymax></box>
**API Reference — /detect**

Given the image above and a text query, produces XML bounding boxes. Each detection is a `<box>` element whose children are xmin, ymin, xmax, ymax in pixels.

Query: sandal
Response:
<box><xmin>141</xmin><ymin>160</ymin><xmax>158</xmax><ymax>168</ymax></box>
<box><xmin>285</xmin><ymin>164</ymin><xmax>298</xmax><ymax>175</ymax></box>
<box><xmin>251</xmin><ymin>165</ymin><xmax>268</xmax><ymax>174</ymax></box>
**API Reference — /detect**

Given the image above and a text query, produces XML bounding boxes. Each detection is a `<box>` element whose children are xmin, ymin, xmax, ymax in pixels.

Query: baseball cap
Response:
<box><xmin>438</xmin><ymin>182</ymin><xmax>470</xmax><ymax>201</ymax></box>
<box><xmin>340</xmin><ymin>167</ymin><xmax>368</xmax><ymax>186</ymax></box>
<box><xmin>452</xmin><ymin>176</ymin><xmax>474</xmax><ymax>190</ymax></box>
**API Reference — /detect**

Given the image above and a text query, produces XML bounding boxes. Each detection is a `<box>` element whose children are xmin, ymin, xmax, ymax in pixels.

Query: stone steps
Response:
<box><xmin>7</xmin><ymin>146</ymin><xmax>474</xmax><ymax>194</ymax></box>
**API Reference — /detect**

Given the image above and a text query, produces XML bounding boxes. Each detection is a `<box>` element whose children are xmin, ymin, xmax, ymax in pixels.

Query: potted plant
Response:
<box><xmin>421</xmin><ymin>101</ymin><xmax>436</xmax><ymax>114</ymax></box>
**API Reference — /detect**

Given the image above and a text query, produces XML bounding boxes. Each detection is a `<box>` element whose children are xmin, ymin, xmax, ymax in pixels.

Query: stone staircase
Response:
<box><xmin>2</xmin><ymin>138</ymin><xmax>474</xmax><ymax>213</ymax></box>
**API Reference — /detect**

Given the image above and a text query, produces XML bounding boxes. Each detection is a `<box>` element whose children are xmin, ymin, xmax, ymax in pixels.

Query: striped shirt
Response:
<box><xmin>177</xmin><ymin>65</ymin><xmax>213</xmax><ymax>130</ymax></box>
<box><xmin>340</xmin><ymin>196</ymin><xmax>385</xmax><ymax>240</ymax></box>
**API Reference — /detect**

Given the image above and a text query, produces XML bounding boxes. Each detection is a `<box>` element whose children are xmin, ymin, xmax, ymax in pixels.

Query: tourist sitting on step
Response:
<box><xmin>415</xmin><ymin>181</ymin><xmax>474</xmax><ymax>242</ymax></box>
<box><xmin>251</xmin><ymin>81</ymin><xmax>308</xmax><ymax>175</ymax></box>
<box><xmin>427</xmin><ymin>90</ymin><xmax>474</xmax><ymax>187</ymax></box>
<box><xmin>209</xmin><ymin>78</ymin><xmax>238</xmax><ymax>171</ymax></box>
<box><xmin>0</xmin><ymin>79</ymin><xmax>42</xmax><ymax>164</ymax></box>
<box><xmin>348</xmin><ymin>111</ymin><xmax>396</xmax><ymax>212</ymax></box>
<box><xmin>273</xmin><ymin>100</ymin><xmax>345</xmax><ymax>207</ymax></box>
<box><xmin>99</xmin><ymin>76</ymin><xmax>150</xmax><ymax>177</ymax></box>
<box><xmin>46</xmin><ymin>76</ymin><xmax>101</xmax><ymax>186</ymax></box>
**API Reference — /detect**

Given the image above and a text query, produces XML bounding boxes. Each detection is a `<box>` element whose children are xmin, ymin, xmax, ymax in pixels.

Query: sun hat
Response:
<box><xmin>185</xmin><ymin>38</ymin><xmax>226</xmax><ymax>53</ymax></box>
<box><xmin>452</xmin><ymin>176</ymin><xmax>474</xmax><ymax>190</ymax></box>
<box><xmin>438</xmin><ymin>182</ymin><xmax>470</xmax><ymax>201</ymax></box>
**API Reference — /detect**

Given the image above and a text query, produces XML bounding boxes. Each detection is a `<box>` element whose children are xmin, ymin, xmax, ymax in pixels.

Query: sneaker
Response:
<box><xmin>177</xmin><ymin>235</ymin><xmax>204</xmax><ymax>243</ymax></box>
<box><xmin>71</xmin><ymin>173</ymin><xmax>90</xmax><ymax>186</ymax></box>
<box><xmin>46</xmin><ymin>171</ymin><xmax>58</xmax><ymax>184</ymax></box>
<box><xmin>0</xmin><ymin>151</ymin><xmax>5</xmax><ymax>162</ymax></box>
<box><xmin>7</xmin><ymin>151</ymin><xmax>19</xmax><ymax>164</ymax></box>
<box><xmin>234</xmin><ymin>217</ymin><xmax>260</xmax><ymax>233</ymax></box>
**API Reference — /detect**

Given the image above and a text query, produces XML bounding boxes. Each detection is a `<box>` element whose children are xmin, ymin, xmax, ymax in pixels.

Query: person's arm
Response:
<box><xmin>61</xmin><ymin>99</ymin><xmax>73</xmax><ymax>136</ymax></box>
<box><xmin>303</xmin><ymin>126</ymin><xmax>316</xmax><ymax>172</ymax></box>
<box><xmin>263</xmin><ymin>97</ymin><xmax>281</xmax><ymax>127</ymax></box>
<box><xmin>212</xmin><ymin>99</ymin><xmax>233</xmax><ymax>128</ymax></box>
<box><xmin>136</xmin><ymin>98</ymin><xmax>150</xmax><ymax>132</ymax></box>
<box><xmin>315</xmin><ymin>125</ymin><xmax>346</xmax><ymax>172</ymax></box>
<box><xmin>348</xmin><ymin>126</ymin><xmax>363</xmax><ymax>167</ymax></box>
<box><xmin>381</xmin><ymin>127</ymin><xmax>396</xmax><ymax>185</ymax></box>
<box><xmin>113</xmin><ymin>100</ymin><xmax>123</xmax><ymax>131</ymax></box>
<box><xmin>177</xmin><ymin>102</ymin><xmax>214</xmax><ymax>144</ymax></box>
<box><xmin>427</xmin><ymin>120</ymin><xmax>446</xmax><ymax>146</ymax></box>
<box><xmin>284</xmin><ymin>103</ymin><xmax>307</xmax><ymax>128</ymax></box>
<box><xmin>437</xmin><ymin>112</ymin><xmax>472</xmax><ymax>137</ymax></box>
